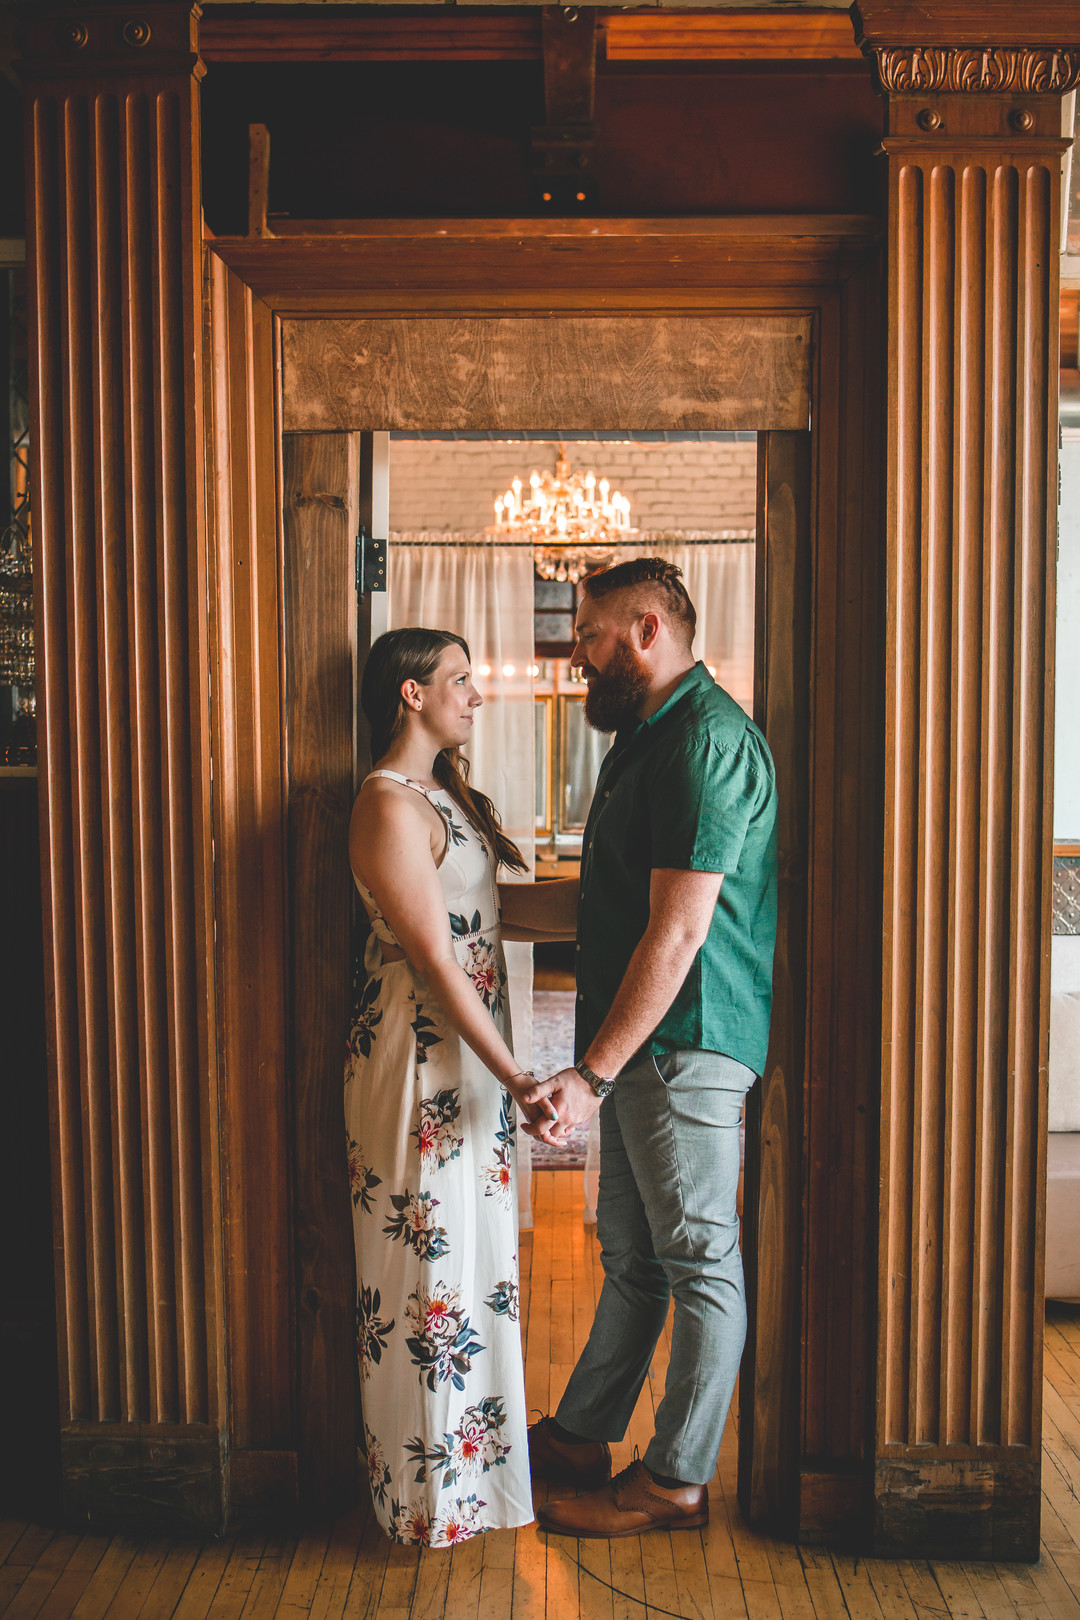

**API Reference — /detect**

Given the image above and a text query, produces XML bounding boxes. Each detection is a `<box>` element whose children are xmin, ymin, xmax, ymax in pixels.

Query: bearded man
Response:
<box><xmin>519</xmin><ymin>555</ymin><xmax>778</xmax><ymax>1539</ymax></box>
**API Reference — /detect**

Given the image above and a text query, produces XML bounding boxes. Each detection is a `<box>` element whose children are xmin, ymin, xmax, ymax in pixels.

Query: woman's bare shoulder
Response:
<box><xmin>354</xmin><ymin>772</ymin><xmax>423</xmax><ymax>824</ymax></box>
<box><xmin>351</xmin><ymin>775</ymin><xmax>443</xmax><ymax>853</ymax></box>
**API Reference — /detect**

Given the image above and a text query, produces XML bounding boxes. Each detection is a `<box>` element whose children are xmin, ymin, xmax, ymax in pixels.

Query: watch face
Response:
<box><xmin>576</xmin><ymin>1061</ymin><xmax>614</xmax><ymax>1098</ymax></box>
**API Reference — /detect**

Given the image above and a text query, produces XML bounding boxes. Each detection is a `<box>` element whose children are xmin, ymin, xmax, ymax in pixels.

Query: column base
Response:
<box><xmin>60</xmin><ymin>1426</ymin><xmax>227</xmax><ymax>1535</ymax></box>
<box><xmin>873</xmin><ymin>1458</ymin><xmax>1040</xmax><ymax>1562</ymax></box>
<box><xmin>798</xmin><ymin>1470</ymin><xmax>872</xmax><ymax>1546</ymax></box>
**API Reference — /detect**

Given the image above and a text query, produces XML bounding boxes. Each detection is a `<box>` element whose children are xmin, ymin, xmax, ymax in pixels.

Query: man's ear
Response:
<box><xmin>639</xmin><ymin>611</ymin><xmax>662</xmax><ymax>650</ymax></box>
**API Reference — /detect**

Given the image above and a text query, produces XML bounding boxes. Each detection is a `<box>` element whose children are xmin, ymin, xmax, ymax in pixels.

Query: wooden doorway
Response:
<box><xmin>205</xmin><ymin>220</ymin><xmax>882</xmax><ymax>1536</ymax></box>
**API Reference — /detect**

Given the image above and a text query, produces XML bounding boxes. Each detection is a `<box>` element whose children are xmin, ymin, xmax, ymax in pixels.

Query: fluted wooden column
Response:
<box><xmin>854</xmin><ymin>0</ymin><xmax>1079</xmax><ymax>1560</ymax></box>
<box><xmin>21</xmin><ymin>4</ymin><xmax>225</xmax><ymax>1529</ymax></box>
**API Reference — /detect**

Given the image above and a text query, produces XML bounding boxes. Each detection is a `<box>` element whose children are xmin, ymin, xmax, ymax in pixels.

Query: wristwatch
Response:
<box><xmin>575</xmin><ymin>1059</ymin><xmax>616</xmax><ymax>1100</ymax></box>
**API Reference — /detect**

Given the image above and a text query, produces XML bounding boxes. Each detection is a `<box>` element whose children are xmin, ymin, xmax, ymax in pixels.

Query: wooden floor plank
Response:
<box><xmin>97</xmin><ymin>1541</ymin><xmax>171</xmax><ymax>1620</ymax></box>
<box><xmin>638</xmin><ymin>1521</ymin><xmax>682</xmax><ymax>1620</ymax></box>
<box><xmin>170</xmin><ymin>1534</ymin><xmax>238</xmax><ymax>1620</ymax></box>
<box><xmin>0</xmin><ymin>1566</ymin><xmax>30</xmax><ymax>1616</ymax></box>
<box><xmin>133</xmin><ymin>1541</ymin><xmax>203</xmax><ymax>1620</ymax></box>
<box><xmin>829</xmin><ymin>1553</ymin><xmax>887</xmax><ymax>1620</ymax></box>
<box><xmin>5</xmin><ymin>1531</ymin><xmax>56</xmax><ymax>1573</ymax></box>
<box><xmin>2</xmin><ymin>1532</ymin><xmax>83</xmax><ymax>1620</ymax></box>
<box><xmin>575</xmin><ymin>1536</ymin><xmax>615</xmax><ymax>1620</ymax></box>
<box><xmin>202</xmin><ymin>1533</ymin><xmax>268</xmax><ymax>1620</ymax></box>
<box><xmin>757</xmin><ymin>1541</ymin><xmax>816</xmax><ymax>1620</ymax></box>
<box><xmin>607</xmin><ymin>1533</ymin><xmax>648</xmax><ymax>1620</ymax></box>
<box><xmin>306</xmin><ymin>1507</ymin><xmax>369</xmax><ymax>1620</ymax></box>
<box><xmin>68</xmin><ymin>1538</ymin><xmax>141</xmax><ymax>1620</ymax></box>
<box><xmin>34</xmin><ymin>1539</ymin><xmax>111</xmax><ymax>1620</ymax></box>
<box><xmin>932</xmin><ymin>1555</ymin><xmax>997</xmax><ymax>1620</ymax></box>
<box><xmin>669</xmin><ymin>1528</ymin><xmax>718</xmax><ymax>1620</ymax></box>
<box><xmin>795</xmin><ymin>1546</ymin><xmax>854</xmax><ymax>1620</ymax></box>
<box><xmin>476</xmin><ymin>1526</ymin><xmax>516</xmax><ymax>1619</ymax></box>
<box><xmin>862</xmin><ymin>1558</ymin><xmax>918</xmax><ymax>1620</ymax></box>
<box><xmin>341</xmin><ymin>1507</ymin><xmax>394</xmax><ymax>1620</ymax></box>
<box><xmin>895</xmin><ymin>1562</ymin><xmax>951</xmax><ymax>1620</ymax></box>
<box><xmin>273</xmin><ymin>1529</ymin><xmax>331</xmax><ymax>1620</ymax></box>
<box><xmin>237</xmin><ymin>1535</ymin><xmax>299</xmax><ymax>1620</ymax></box>
<box><xmin>0</xmin><ymin>1527</ymin><xmax>32</xmax><ymax>1570</ymax></box>
<box><xmin>373</xmin><ymin>1544</ymin><xmax>419</xmax><ymax>1620</ymax></box>
<box><xmin>401</xmin><ymin>1550</ymin><xmax>448</xmax><ymax>1620</ymax></box>
<box><xmin>508</xmin><ymin>1520</ymin><xmax>545</xmax><ymax>1620</ymax></box>
<box><xmin>443</xmin><ymin>1530</ymin><xmax>483</xmax><ymax>1620</ymax></box>
<box><xmin>975</xmin><ymin>1559</ymin><xmax>1048</xmax><ymax>1620</ymax></box>
<box><xmin>541</xmin><ymin>1537</ymin><xmax>579</xmax><ymax>1620</ymax></box>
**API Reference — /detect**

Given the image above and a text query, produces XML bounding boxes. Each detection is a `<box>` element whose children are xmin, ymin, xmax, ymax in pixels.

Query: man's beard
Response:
<box><xmin>582</xmin><ymin>634</ymin><xmax>651</xmax><ymax>732</ymax></box>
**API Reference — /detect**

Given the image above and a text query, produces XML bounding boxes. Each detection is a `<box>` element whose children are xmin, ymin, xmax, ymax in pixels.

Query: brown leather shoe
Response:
<box><xmin>528</xmin><ymin>1415</ymin><xmax>612</xmax><ymax>1488</ymax></box>
<box><xmin>538</xmin><ymin>1459</ymin><xmax>709</xmax><ymax>1538</ymax></box>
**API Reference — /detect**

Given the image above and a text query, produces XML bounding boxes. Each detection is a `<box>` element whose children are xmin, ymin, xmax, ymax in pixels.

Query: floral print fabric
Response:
<box><xmin>346</xmin><ymin>775</ymin><xmax>532</xmax><ymax>1545</ymax></box>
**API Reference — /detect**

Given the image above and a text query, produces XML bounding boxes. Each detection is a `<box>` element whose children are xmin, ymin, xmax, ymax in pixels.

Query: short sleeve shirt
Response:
<box><xmin>575</xmin><ymin>662</ymin><xmax>778</xmax><ymax>1076</ymax></box>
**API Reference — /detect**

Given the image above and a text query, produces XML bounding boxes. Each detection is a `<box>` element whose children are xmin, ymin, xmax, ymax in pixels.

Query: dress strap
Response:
<box><xmin>365</xmin><ymin>768</ymin><xmax>441</xmax><ymax>803</ymax></box>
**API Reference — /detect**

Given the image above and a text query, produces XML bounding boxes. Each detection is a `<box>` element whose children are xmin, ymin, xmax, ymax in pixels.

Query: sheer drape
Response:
<box><xmin>388</xmin><ymin>534</ymin><xmax>536</xmax><ymax>1228</ymax></box>
<box><xmin>631</xmin><ymin>540</ymin><xmax>756</xmax><ymax>712</ymax></box>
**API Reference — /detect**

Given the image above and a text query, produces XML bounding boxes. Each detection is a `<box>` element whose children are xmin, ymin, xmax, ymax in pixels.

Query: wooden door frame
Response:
<box><xmin>203</xmin><ymin>217</ymin><xmax>884</xmax><ymax>1534</ymax></box>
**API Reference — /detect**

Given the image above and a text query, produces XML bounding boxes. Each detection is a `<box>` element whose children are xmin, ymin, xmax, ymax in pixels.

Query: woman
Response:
<box><xmin>345</xmin><ymin>627</ymin><xmax>558</xmax><ymax>1547</ymax></box>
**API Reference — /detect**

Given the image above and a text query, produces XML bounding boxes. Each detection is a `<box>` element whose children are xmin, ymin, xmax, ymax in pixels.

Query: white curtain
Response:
<box><xmin>629</xmin><ymin>539</ymin><xmax>756</xmax><ymax>713</ymax></box>
<box><xmin>388</xmin><ymin>534</ymin><xmax>536</xmax><ymax>1229</ymax></box>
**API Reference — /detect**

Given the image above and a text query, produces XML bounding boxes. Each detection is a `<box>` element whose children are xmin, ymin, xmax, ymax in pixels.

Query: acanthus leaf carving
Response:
<box><xmin>870</xmin><ymin>46</ymin><xmax>1080</xmax><ymax>96</ymax></box>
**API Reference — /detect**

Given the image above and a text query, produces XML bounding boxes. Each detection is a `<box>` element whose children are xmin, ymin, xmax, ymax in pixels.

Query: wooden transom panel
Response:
<box><xmin>281</xmin><ymin>315</ymin><xmax>812</xmax><ymax>432</ymax></box>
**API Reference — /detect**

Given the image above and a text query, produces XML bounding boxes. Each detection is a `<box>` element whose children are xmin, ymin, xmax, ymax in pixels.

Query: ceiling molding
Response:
<box><xmin>199</xmin><ymin>7</ymin><xmax>864</xmax><ymax>66</ymax></box>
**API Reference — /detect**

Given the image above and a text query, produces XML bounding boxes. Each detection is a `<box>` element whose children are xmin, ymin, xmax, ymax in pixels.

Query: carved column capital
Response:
<box><xmin>863</xmin><ymin>43</ymin><xmax>1080</xmax><ymax>96</ymax></box>
<box><xmin>18</xmin><ymin>2</ymin><xmax>203</xmax><ymax>82</ymax></box>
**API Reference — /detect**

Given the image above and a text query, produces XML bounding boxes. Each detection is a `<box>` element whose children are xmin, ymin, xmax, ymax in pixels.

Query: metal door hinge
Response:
<box><xmin>356</xmin><ymin>526</ymin><xmax>387</xmax><ymax>595</ymax></box>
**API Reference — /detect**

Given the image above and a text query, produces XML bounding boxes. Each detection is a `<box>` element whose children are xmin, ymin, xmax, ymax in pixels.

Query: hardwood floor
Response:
<box><xmin>3</xmin><ymin>1172</ymin><xmax>1080</xmax><ymax>1619</ymax></box>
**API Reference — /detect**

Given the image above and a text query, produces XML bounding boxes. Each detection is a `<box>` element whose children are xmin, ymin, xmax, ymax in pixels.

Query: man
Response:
<box><xmin>521</xmin><ymin>555</ymin><xmax>777</xmax><ymax>1539</ymax></box>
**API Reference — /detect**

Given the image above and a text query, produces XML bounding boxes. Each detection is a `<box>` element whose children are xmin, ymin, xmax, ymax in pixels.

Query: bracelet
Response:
<box><xmin>503</xmin><ymin>1068</ymin><xmax>535</xmax><ymax>1086</ymax></box>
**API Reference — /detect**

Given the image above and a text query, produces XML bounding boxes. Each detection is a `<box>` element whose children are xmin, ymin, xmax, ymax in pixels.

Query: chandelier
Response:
<box><xmin>488</xmin><ymin>443</ymin><xmax>635</xmax><ymax>583</ymax></box>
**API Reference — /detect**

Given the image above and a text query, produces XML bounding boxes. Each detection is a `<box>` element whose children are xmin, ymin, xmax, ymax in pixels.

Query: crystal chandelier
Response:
<box><xmin>488</xmin><ymin>443</ymin><xmax>635</xmax><ymax>583</ymax></box>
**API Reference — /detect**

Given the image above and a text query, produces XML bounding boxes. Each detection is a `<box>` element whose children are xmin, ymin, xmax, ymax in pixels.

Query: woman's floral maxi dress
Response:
<box><xmin>345</xmin><ymin>770</ymin><xmax>532</xmax><ymax>1546</ymax></box>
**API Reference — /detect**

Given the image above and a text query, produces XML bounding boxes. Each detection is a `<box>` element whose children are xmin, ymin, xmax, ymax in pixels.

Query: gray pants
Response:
<box><xmin>556</xmin><ymin>1048</ymin><xmax>755</xmax><ymax>1486</ymax></box>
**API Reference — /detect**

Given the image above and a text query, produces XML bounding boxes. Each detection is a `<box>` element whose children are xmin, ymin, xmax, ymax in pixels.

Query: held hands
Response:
<box><xmin>520</xmin><ymin>1066</ymin><xmax>603</xmax><ymax>1145</ymax></box>
<box><xmin>502</xmin><ymin>1068</ymin><xmax>561</xmax><ymax>1129</ymax></box>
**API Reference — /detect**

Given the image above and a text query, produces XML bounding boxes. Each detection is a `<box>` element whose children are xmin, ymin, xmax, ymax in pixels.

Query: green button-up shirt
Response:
<box><xmin>575</xmin><ymin>661</ymin><xmax>778</xmax><ymax>1077</ymax></box>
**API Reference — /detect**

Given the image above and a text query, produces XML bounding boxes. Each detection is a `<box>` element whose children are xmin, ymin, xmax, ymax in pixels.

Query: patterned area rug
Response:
<box><xmin>530</xmin><ymin>990</ymin><xmax>591</xmax><ymax>1170</ymax></box>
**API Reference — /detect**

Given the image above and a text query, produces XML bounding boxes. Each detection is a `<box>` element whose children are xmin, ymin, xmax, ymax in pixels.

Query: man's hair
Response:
<box><xmin>581</xmin><ymin>556</ymin><xmax>697</xmax><ymax>646</ymax></box>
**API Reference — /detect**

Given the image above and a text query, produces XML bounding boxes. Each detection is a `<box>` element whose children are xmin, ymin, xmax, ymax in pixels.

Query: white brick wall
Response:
<box><xmin>388</xmin><ymin>439</ymin><xmax>757</xmax><ymax>533</ymax></box>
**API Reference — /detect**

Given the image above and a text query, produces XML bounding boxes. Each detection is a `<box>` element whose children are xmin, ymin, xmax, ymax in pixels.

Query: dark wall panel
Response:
<box><xmin>201</xmin><ymin>61</ymin><xmax>545</xmax><ymax>231</ymax></box>
<box><xmin>595</xmin><ymin>68</ymin><xmax>883</xmax><ymax>216</ymax></box>
<box><xmin>200</xmin><ymin>61</ymin><xmax>884</xmax><ymax>231</ymax></box>
<box><xmin>0</xmin><ymin>779</ymin><xmax>59</xmax><ymax>1518</ymax></box>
